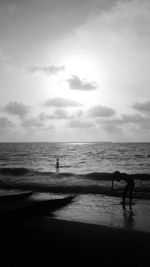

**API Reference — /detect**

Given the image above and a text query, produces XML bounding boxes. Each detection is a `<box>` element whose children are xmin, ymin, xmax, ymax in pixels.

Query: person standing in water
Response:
<box><xmin>113</xmin><ymin>171</ymin><xmax>135</xmax><ymax>208</ymax></box>
<box><xmin>56</xmin><ymin>158</ymin><xmax>59</xmax><ymax>172</ymax></box>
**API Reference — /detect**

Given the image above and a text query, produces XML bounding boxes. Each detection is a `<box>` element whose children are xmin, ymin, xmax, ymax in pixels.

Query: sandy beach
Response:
<box><xmin>0</xmin><ymin>205</ymin><xmax>150</xmax><ymax>267</ymax></box>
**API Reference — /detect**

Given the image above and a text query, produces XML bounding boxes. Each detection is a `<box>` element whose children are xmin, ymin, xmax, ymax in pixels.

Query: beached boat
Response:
<box><xmin>2</xmin><ymin>195</ymin><xmax>75</xmax><ymax>217</ymax></box>
<box><xmin>0</xmin><ymin>191</ymin><xmax>33</xmax><ymax>201</ymax></box>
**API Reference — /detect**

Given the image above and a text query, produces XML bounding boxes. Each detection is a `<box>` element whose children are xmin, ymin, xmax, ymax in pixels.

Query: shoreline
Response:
<box><xmin>1</xmin><ymin>192</ymin><xmax>150</xmax><ymax>233</ymax></box>
<box><xmin>0</xmin><ymin>183</ymin><xmax>150</xmax><ymax>200</ymax></box>
<box><xmin>1</xmin><ymin>170</ymin><xmax>150</xmax><ymax>201</ymax></box>
<box><xmin>0</xmin><ymin>216</ymin><xmax>150</xmax><ymax>266</ymax></box>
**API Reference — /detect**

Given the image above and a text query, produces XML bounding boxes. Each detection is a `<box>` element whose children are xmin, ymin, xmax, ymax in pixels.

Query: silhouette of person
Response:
<box><xmin>113</xmin><ymin>171</ymin><xmax>135</xmax><ymax>208</ymax></box>
<box><xmin>56</xmin><ymin>158</ymin><xmax>59</xmax><ymax>172</ymax></box>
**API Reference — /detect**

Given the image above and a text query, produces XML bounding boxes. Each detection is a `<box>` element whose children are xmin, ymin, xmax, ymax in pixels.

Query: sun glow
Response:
<box><xmin>47</xmin><ymin>51</ymin><xmax>110</xmax><ymax>108</ymax></box>
<box><xmin>62</xmin><ymin>53</ymin><xmax>99</xmax><ymax>79</ymax></box>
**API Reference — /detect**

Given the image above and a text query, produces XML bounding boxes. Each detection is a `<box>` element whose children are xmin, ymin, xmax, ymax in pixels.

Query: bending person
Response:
<box><xmin>113</xmin><ymin>171</ymin><xmax>135</xmax><ymax>208</ymax></box>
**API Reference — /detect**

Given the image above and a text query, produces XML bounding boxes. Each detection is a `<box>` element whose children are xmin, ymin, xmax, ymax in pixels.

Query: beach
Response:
<box><xmin>0</xmin><ymin>192</ymin><xmax>150</xmax><ymax>267</ymax></box>
<box><xmin>0</xmin><ymin>214</ymin><xmax>150</xmax><ymax>267</ymax></box>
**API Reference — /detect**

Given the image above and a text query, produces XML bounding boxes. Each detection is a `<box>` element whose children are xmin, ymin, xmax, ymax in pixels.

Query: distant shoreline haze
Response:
<box><xmin>0</xmin><ymin>141</ymin><xmax>150</xmax><ymax>144</ymax></box>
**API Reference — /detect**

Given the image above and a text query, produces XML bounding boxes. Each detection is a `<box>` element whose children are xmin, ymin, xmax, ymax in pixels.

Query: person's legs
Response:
<box><xmin>122</xmin><ymin>185</ymin><xmax>129</xmax><ymax>204</ymax></box>
<box><xmin>129</xmin><ymin>184</ymin><xmax>134</xmax><ymax>207</ymax></box>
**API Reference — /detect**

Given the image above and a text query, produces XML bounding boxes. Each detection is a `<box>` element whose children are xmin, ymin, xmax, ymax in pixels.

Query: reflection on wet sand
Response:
<box><xmin>123</xmin><ymin>208</ymin><xmax>135</xmax><ymax>229</ymax></box>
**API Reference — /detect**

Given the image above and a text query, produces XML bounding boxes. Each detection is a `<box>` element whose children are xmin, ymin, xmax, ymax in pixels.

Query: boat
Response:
<box><xmin>0</xmin><ymin>191</ymin><xmax>33</xmax><ymax>201</ymax></box>
<box><xmin>1</xmin><ymin>195</ymin><xmax>76</xmax><ymax>218</ymax></box>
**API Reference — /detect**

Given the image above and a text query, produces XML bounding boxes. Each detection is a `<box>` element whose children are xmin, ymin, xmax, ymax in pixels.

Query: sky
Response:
<box><xmin>0</xmin><ymin>0</ymin><xmax>150</xmax><ymax>142</ymax></box>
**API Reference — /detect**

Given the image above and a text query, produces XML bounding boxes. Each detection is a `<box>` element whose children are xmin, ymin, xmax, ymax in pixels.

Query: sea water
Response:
<box><xmin>0</xmin><ymin>142</ymin><xmax>150</xmax><ymax>195</ymax></box>
<box><xmin>0</xmin><ymin>142</ymin><xmax>150</xmax><ymax>174</ymax></box>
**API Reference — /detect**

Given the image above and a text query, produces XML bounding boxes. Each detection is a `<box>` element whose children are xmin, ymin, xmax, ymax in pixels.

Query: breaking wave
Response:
<box><xmin>0</xmin><ymin>168</ymin><xmax>150</xmax><ymax>200</ymax></box>
<box><xmin>0</xmin><ymin>167</ymin><xmax>150</xmax><ymax>181</ymax></box>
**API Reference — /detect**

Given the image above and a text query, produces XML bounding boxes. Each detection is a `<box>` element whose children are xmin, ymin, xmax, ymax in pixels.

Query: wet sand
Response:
<box><xmin>0</xmin><ymin>215</ymin><xmax>150</xmax><ymax>267</ymax></box>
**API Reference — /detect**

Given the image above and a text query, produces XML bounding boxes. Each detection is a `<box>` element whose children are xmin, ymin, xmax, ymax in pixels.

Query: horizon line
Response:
<box><xmin>0</xmin><ymin>141</ymin><xmax>150</xmax><ymax>144</ymax></box>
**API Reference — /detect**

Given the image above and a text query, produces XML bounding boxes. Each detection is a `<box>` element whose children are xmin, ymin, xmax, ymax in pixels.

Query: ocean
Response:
<box><xmin>0</xmin><ymin>142</ymin><xmax>150</xmax><ymax>174</ymax></box>
<box><xmin>0</xmin><ymin>142</ymin><xmax>150</xmax><ymax>232</ymax></box>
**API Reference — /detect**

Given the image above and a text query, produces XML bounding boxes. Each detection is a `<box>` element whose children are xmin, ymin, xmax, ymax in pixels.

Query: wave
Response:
<box><xmin>0</xmin><ymin>168</ymin><xmax>150</xmax><ymax>200</ymax></box>
<box><xmin>0</xmin><ymin>179</ymin><xmax>150</xmax><ymax>200</ymax></box>
<box><xmin>0</xmin><ymin>167</ymin><xmax>31</xmax><ymax>175</ymax></box>
<box><xmin>0</xmin><ymin>168</ymin><xmax>150</xmax><ymax>181</ymax></box>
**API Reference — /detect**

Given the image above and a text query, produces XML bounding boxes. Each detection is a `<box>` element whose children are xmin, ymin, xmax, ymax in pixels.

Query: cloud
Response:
<box><xmin>0</xmin><ymin>0</ymin><xmax>31</xmax><ymax>5</ymax></box>
<box><xmin>39</xmin><ymin>109</ymin><xmax>73</xmax><ymax>120</ymax></box>
<box><xmin>3</xmin><ymin>101</ymin><xmax>31</xmax><ymax>118</ymax></box>
<box><xmin>28</xmin><ymin>65</ymin><xmax>65</xmax><ymax>75</ymax></box>
<box><xmin>39</xmin><ymin>113</ymin><xmax>50</xmax><ymax>121</ymax></box>
<box><xmin>0</xmin><ymin>48</ymin><xmax>10</xmax><ymax>64</ymax></box>
<box><xmin>0</xmin><ymin>0</ymin><xmax>120</xmax><ymax>65</ymax></box>
<box><xmin>97</xmin><ymin>113</ymin><xmax>150</xmax><ymax>133</ymax></box>
<box><xmin>97</xmin><ymin>118</ymin><xmax>123</xmax><ymax>134</ymax></box>
<box><xmin>68</xmin><ymin>119</ymin><xmax>95</xmax><ymax>128</ymax></box>
<box><xmin>132</xmin><ymin>101</ymin><xmax>150</xmax><ymax>114</ymax></box>
<box><xmin>121</xmin><ymin>113</ymin><xmax>150</xmax><ymax>123</ymax></box>
<box><xmin>39</xmin><ymin>108</ymin><xmax>85</xmax><ymax>121</ymax></box>
<box><xmin>122</xmin><ymin>114</ymin><xmax>150</xmax><ymax>130</ymax></box>
<box><xmin>87</xmin><ymin>105</ymin><xmax>116</xmax><ymax>117</ymax></box>
<box><xmin>0</xmin><ymin>117</ymin><xmax>14</xmax><ymax>129</ymax></box>
<box><xmin>21</xmin><ymin>117</ymin><xmax>45</xmax><ymax>129</ymax></box>
<box><xmin>63</xmin><ymin>0</ymin><xmax>150</xmax><ymax>101</ymax></box>
<box><xmin>74</xmin><ymin>109</ymin><xmax>85</xmax><ymax>118</ymax></box>
<box><xmin>102</xmin><ymin>123</ymin><xmax>122</xmax><ymax>133</ymax></box>
<box><xmin>67</xmin><ymin>75</ymin><xmax>97</xmax><ymax>91</ymax></box>
<box><xmin>0</xmin><ymin>0</ymin><xmax>31</xmax><ymax>8</ymax></box>
<box><xmin>0</xmin><ymin>0</ymin><xmax>118</xmax><ymax>9</ymax></box>
<box><xmin>44</xmin><ymin>97</ymin><xmax>82</xmax><ymax>108</ymax></box>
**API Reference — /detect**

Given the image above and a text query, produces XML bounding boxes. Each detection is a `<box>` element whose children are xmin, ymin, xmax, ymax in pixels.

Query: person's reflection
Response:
<box><xmin>123</xmin><ymin>208</ymin><xmax>135</xmax><ymax>230</ymax></box>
